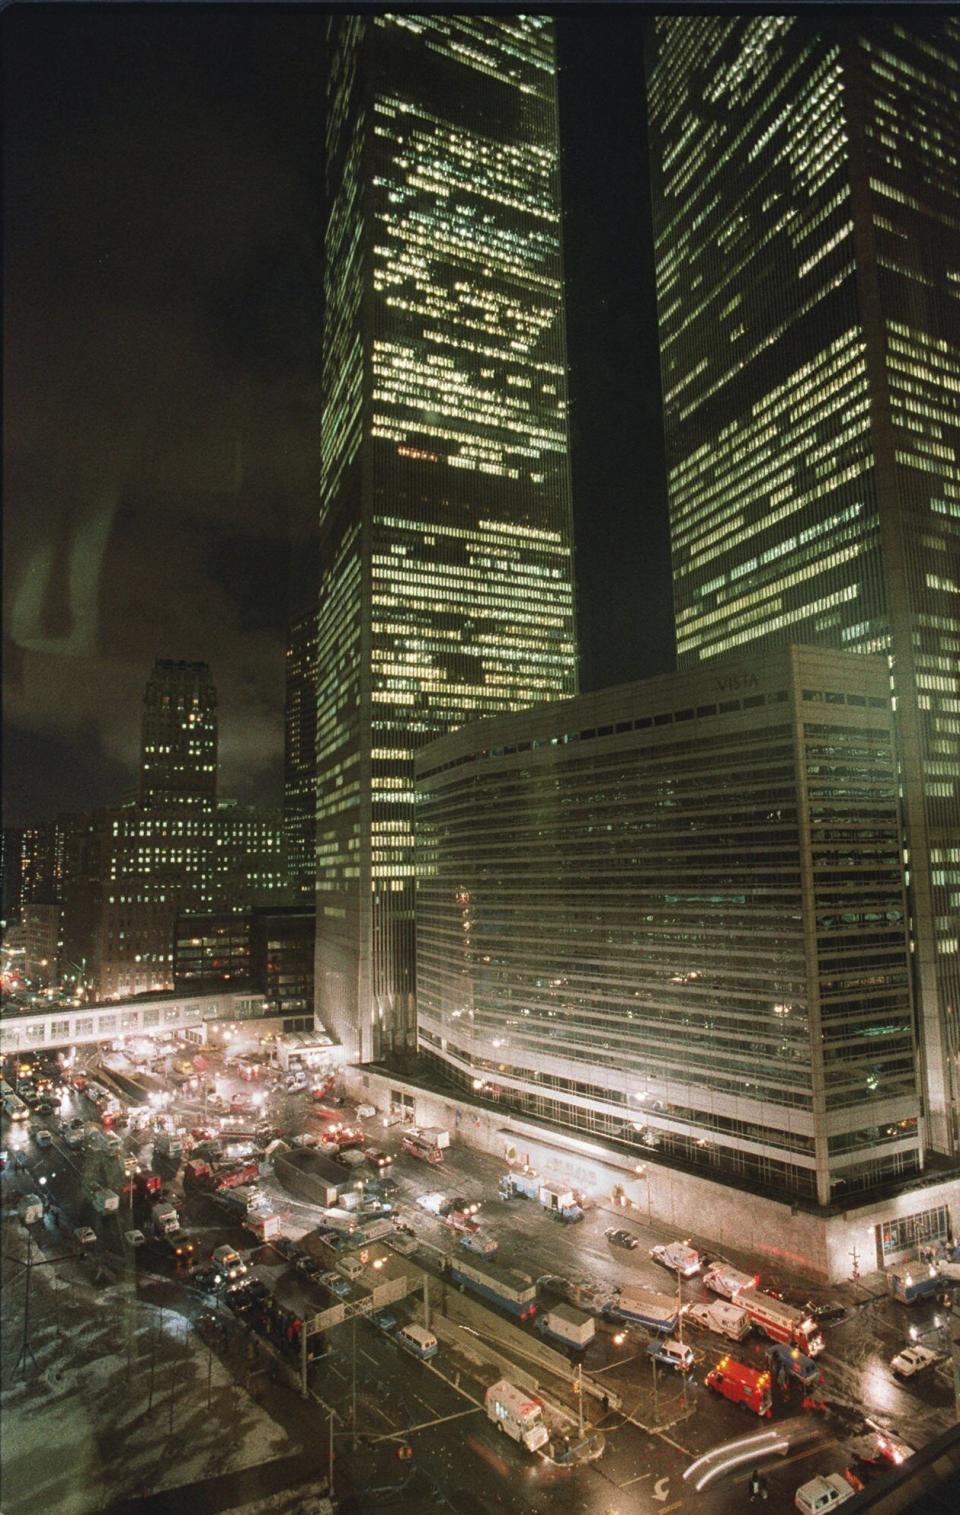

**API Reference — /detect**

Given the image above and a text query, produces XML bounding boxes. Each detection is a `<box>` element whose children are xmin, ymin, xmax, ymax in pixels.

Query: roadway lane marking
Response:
<box><xmin>414</xmin><ymin>1391</ymin><xmax>442</xmax><ymax>1417</ymax></box>
<box><xmin>371</xmin><ymin>1405</ymin><xmax>481</xmax><ymax>1443</ymax></box>
<box><xmin>653</xmin><ymin>1430</ymin><xmax>695</xmax><ymax>1456</ymax></box>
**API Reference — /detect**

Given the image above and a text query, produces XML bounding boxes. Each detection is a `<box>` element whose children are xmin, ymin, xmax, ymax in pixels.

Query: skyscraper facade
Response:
<box><xmin>646</xmin><ymin>16</ymin><xmax>960</xmax><ymax>1154</ymax></box>
<box><xmin>416</xmin><ymin>647</ymin><xmax>920</xmax><ymax>1211</ymax></box>
<box><xmin>319</xmin><ymin>14</ymin><xmax>578</xmax><ymax>1061</ymax></box>
<box><xmin>140</xmin><ymin>659</ymin><xmax>218</xmax><ymax>812</ymax></box>
<box><xmin>283</xmin><ymin>611</ymin><xmax>320</xmax><ymax>898</ymax></box>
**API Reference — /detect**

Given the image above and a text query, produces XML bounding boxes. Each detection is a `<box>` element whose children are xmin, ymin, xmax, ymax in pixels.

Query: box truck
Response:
<box><xmin>151</xmin><ymin>1201</ymin><xmax>180</xmax><ymax>1237</ymax></box>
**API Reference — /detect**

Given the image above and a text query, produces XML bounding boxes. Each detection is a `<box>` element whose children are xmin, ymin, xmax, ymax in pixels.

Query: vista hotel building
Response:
<box><xmin>412</xmin><ymin>647</ymin><xmax>957</xmax><ymax>1277</ymax></box>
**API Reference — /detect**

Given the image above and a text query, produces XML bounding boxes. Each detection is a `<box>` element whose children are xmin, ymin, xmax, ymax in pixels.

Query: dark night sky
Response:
<box><xmin>2</xmin><ymin>4</ymin><xmax>670</xmax><ymax>828</ymax></box>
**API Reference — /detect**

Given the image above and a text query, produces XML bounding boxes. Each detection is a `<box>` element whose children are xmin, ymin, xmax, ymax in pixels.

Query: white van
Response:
<box><xmin>396</xmin><ymin>1324</ymin><xmax>438</xmax><ymax>1361</ymax></box>
<box><xmin>337</xmin><ymin>1255</ymin><xmax>366</xmax><ymax>1282</ymax></box>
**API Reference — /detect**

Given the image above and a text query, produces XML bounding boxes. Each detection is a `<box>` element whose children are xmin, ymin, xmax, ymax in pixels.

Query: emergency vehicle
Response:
<box><xmin>737</xmin><ymin>1289</ymin><xmax>825</xmax><ymax>1356</ymax></box>
<box><xmin>401</xmin><ymin>1130</ymin><xmax>443</xmax><ymax>1164</ymax></box>
<box><xmin>704</xmin><ymin>1356</ymin><xmax>773</xmax><ymax>1416</ymax></box>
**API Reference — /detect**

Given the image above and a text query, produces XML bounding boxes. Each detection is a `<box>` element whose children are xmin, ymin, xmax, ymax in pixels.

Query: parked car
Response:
<box><xmin>296</xmin><ymin>1254</ymin><xmax>324</xmax><ymax>1281</ymax></box>
<box><xmin>605</xmin><ymin>1228</ymin><xmax>639</xmax><ymax>1250</ymax></box>
<box><xmin>389</xmin><ymin>1234</ymin><xmax>418</xmax><ymax>1256</ymax></box>
<box><xmin>74</xmin><ymin>1226</ymin><xmax>97</xmax><ymax>1248</ymax></box>
<box><xmin>229</xmin><ymin>1278</ymin><xmax>270</xmax><ymax>1313</ymax></box>
<box><xmin>321</xmin><ymin>1271</ymin><xmax>352</xmax><ymax>1299</ymax></box>
<box><xmin>124</xmin><ymin>1229</ymin><xmax>146</xmax><ymax>1249</ymax></box>
<box><xmin>190</xmin><ymin>1262</ymin><xmax>224</xmax><ymax>1292</ymax></box>
<box><xmin>811</xmin><ymin>1300</ymin><xmax>847</xmax><ymax>1324</ymax></box>
<box><xmin>271</xmin><ymin>1235</ymin><xmax>300</xmax><ymax>1261</ymax></box>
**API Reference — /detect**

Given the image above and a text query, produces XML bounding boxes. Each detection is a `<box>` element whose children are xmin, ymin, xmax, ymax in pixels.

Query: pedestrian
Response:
<box><xmin>749</xmin><ymin>1468</ymin><xmax>761</xmax><ymax>1501</ymax></box>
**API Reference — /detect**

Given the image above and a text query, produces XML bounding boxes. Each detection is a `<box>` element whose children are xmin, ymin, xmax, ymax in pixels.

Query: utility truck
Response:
<box><xmin>499</xmin><ymin>1170</ymin><xmax>541</xmax><ymax>1201</ymax></box>
<box><xmin>887</xmin><ymin>1260</ymin><xmax>942</xmax><ymax>1306</ymax></box>
<box><xmin>604</xmin><ymin>1286</ymin><xmax>678</xmax><ymax>1334</ymax></box>
<box><xmin>535</xmin><ymin>1304</ymin><xmax>594</xmax><ymax>1351</ymax></box>
<box><xmin>484</xmin><ymin>1380</ymin><xmax>549</xmax><ymax>1452</ymax></box>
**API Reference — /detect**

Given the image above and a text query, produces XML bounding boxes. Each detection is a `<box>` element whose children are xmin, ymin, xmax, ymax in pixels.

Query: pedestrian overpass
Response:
<box><xmin>0</xmin><ymin>989</ymin><xmax>270</xmax><ymax>1058</ymax></box>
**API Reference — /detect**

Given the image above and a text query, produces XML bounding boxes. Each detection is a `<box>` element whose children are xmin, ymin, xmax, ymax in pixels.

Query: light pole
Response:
<box><xmin>351</xmin><ymin>1315</ymin><xmax>358</xmax><ymax>1450</ymax></box>
<box><xmin>676</xmin><ymin>1271</ymin><xmax>687</xmax><ymax>1409</ymax></box>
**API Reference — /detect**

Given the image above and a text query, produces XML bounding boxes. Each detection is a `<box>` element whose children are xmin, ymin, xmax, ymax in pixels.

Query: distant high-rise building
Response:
<box><xmin>318</xmin><ymin>15</ymin><xmax>578</xmax><ymax>1061</ymax></box>
<box><xmin>646</xmin><ymin>16</ymin><xmax>960</xmax><ymax>1155</ymax></box>
<box><xmin>1</xmin><ymin>828</ymin><xmax>22</xmax><ymax>923</ymax></box>
<box><xmin>62</xmin><ymin>802</ymin><xmax>289</xmax><ymax>1003</ymax></box>
<box><xmin>283</xmin><ymin>611</ymin><xmax>320</xmax><ymax>898</ymax></box>
<box><xmin>139</xmin><ymin>659</ymin><xmax>218</xmax><ymax>812</ymax></box>
<box><xmin>56</xmin><ymin>661</ymin><xmax>286</xmax><ymax>1001</ymax></box>
<box><xmin>18</xmin><ymin>813</ymin><xmax>80</xmax><ymax>912</ymax></box>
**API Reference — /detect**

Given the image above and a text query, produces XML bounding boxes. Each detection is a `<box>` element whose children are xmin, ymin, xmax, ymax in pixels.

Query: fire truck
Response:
<box><xmin>704</xmin><ymin>1356</ymin><xmax>773</xmax><ymax>1417</ymax></box>
<box><xmin>401</xmin><ymin>1130</ymin><xmax>443</xmax><ymax>1165</ymax></box>
<box><xmin>215</xmin><ymin>1160</ymin><xmax>260</xmax><ymax>1191</ymax></box>
<box><xmin>737</xmin><ymin>1289</ymin><xmax>825</xmax><ymax>1356</ymax></box>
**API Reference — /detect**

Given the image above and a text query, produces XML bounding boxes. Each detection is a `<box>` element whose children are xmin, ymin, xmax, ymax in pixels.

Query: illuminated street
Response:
<box><xmin>3</xmin><ymin>1032</ymin><xmax>957</xmax><ymax>1512</ymax></box>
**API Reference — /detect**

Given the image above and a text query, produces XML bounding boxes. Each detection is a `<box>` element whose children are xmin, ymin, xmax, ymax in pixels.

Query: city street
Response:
<box><xmin>3</xmin><ymin>1038</ymin><xmax>957</xmax><ymax>1514</ymax></box>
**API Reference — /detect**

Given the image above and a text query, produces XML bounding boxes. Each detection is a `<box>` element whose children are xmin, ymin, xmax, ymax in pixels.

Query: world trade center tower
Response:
<box><xmin>647</xmin><ymin>17</ymin><xmax>960</xmax><ymax>1156</ymax></box>
<box><xmin>317</xmin><ymin>15</ymin><xmax>577</xmax><ymax>1062</ymax></box>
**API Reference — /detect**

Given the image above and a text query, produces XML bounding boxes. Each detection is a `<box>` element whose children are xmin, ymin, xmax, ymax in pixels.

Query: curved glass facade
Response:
<box><xmin>416</xmin><ymin>646</ymin><xmax>920</xmax><ymax>1206</ymax></box>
